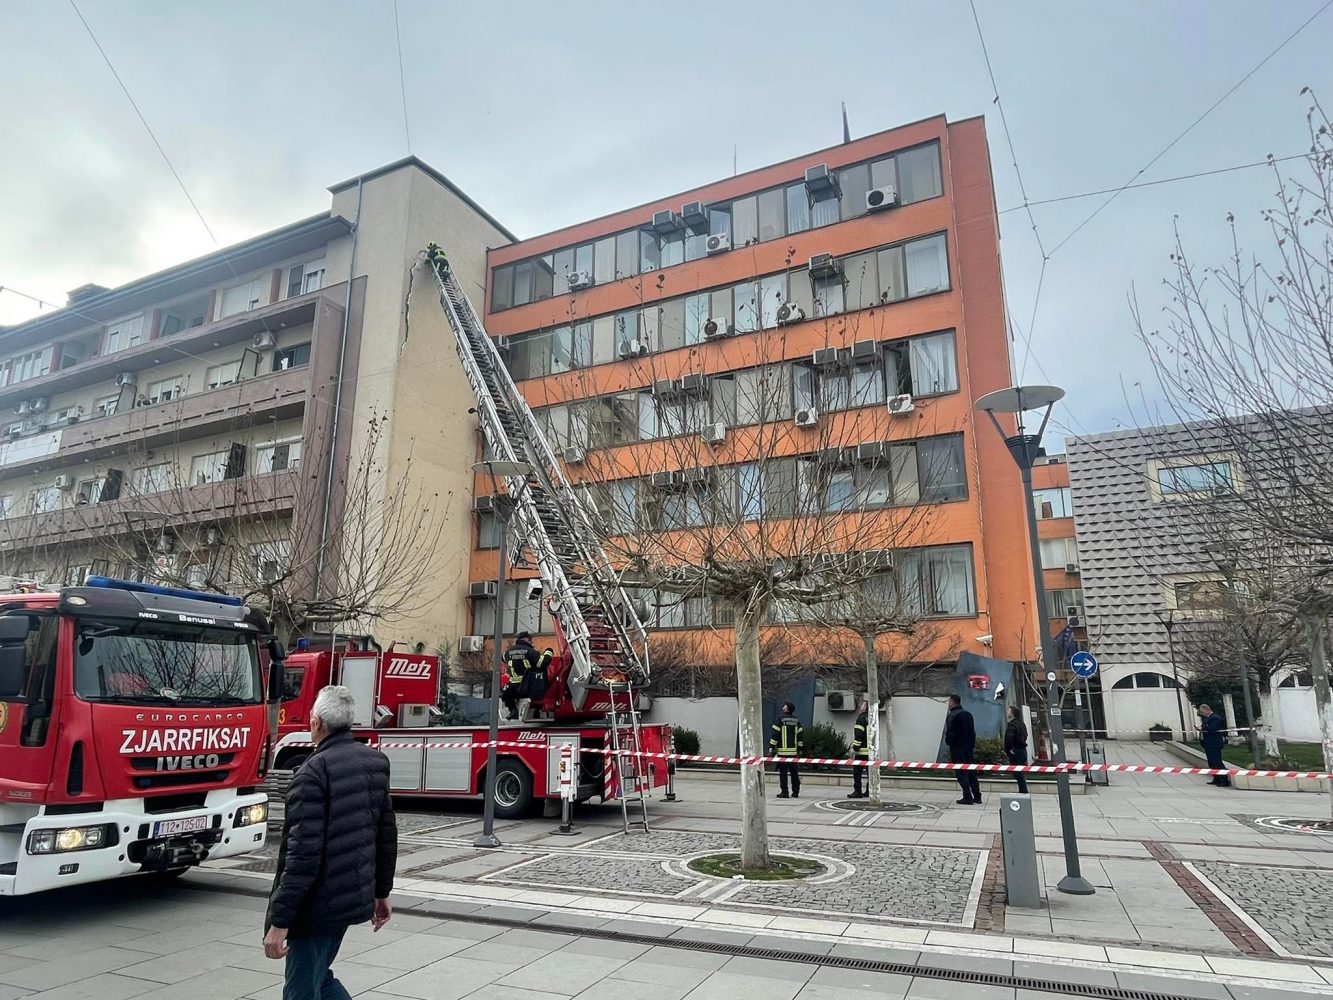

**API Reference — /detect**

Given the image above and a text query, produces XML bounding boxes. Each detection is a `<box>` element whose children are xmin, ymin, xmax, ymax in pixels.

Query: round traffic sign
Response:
<box><xmin>1070</xmin><ymin>651</ymin><xmax>1099</xmax><ymax>678</ymax></box>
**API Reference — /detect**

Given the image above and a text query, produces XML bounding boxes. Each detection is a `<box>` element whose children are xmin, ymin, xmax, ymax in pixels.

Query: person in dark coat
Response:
<box><xmin>503</xmin><ymin>632</ymin><xmax>539</xmax><ymax>720</ymax></box>
<box><xmin>945</xmin><ymin>694</ymin><xmax>982</xmax><ymax>805</ymax></box>
<box><xmin>1198</xmin><ymin>703</ymin><xmax>1231</xmax><ymax>787</ymax></box>
<box><xmin>1004</xmin><ymin>706</ymin><xmax>1030</xmax><ymax>794</ymax></box>
<box><xmin>849</xmin><ymin>701</ymin><xmax>871</xmax><ymax>799</ymax></box>
<box><xmin>265</xmin><ymin>685</ymin><xmax>398</xmax><ymax>999</ymax></box>
<box><xmin>769</xmin><ymin>702</ymin><xmax>804</xmax><ymax>798</ymax></box>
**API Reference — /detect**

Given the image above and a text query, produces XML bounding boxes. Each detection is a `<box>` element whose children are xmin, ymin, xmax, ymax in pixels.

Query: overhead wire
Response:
<box><xmin>391</xmin><ymin>0</ymin><xmax>413</xmax><ymax>155</ymax></box>
<box><xmin>1045</xmin><ymin>0</ymin><xmax>1333</xmax><ymax>258</ymax></box>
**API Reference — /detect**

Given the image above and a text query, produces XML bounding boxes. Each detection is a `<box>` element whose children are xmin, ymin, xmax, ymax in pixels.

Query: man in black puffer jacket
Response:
<box><xmin>264</xmin><ymin>685</ymin><xmax>398</xmax><ymax>999</ymax></box>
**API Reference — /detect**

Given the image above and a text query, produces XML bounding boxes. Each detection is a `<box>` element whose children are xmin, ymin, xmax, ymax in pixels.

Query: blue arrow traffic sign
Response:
<box><xmin>1070</xmin><ymin>651</ymin><xmax>1099</xmax><ymax>679</ymax></box>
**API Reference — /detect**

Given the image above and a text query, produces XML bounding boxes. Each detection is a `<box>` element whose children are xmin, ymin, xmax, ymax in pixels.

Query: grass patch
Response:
<box><xmin>1221</xmin><ymin>741</ymin><xmax>1328</xmax><ymax>771</ymax></box>
<box><xmin>687</xmin><ymin>852</ymin><xmax>827</xmax><ymax>881</ymax></box>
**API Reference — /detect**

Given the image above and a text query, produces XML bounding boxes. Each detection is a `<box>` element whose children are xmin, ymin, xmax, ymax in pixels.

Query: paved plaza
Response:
<box><xmin>4</xmin><ymin>742</ymin><xmax>1333</xmax><ymax>998</ymax></box>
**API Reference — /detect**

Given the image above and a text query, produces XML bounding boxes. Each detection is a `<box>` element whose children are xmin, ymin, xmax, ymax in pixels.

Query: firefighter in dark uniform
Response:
<box><xmin>769</xmin><ymin>702</ymin><xmax>804</xmax><ymax>799</ymax></box>
<box><xmin>849</xmin><ymin>700</ymin><xmax>871</xmax><ymax>799</ymax></box>
<box><xmin>426</xmin><ymin>241</ymin><xmax>450</xmax><ymax>277</ymax></box>
<box><xmin>502</xmin><ymin>632</ymin><xmax>538</xmax><ymax>720</ymax></box>
<box><xmin>520</xmin><ymin>646</ymin><xmax>554</xmax><ymax>717</ymax></box>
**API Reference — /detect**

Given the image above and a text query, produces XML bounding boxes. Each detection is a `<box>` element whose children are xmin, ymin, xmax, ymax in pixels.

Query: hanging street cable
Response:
<box><xmin>392</xmin><ymin>0</ymin><xmax>413</xmax><ymax>155</ymax></box>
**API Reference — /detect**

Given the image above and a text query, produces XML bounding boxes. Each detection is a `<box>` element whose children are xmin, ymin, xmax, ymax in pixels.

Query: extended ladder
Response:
<box><xmin>424</xmin><ymin>254</ymin><xmax>650</xmax><ymax>709</ymax></box>
<box><xmin>606</xmin><ymin>680</ymin><xmax>650</xmax><ymax>834</ymax></box>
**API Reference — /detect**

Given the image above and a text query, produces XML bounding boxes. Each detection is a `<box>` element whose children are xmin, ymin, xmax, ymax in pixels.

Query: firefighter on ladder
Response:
<box><xmin>502</xmin><ymin>632</ymin><xmax>537</xmax><ymax>721</ymax></box>
<box><xmin>426</xmin><ymin>241</ymin><xmax>450</xmax><ymax>277</ymax></box>
<box><xmin>849</xmin><ymin>699</ymin><xmax>871</xmax><ymax>799</ymax></box>
<box><xmin>769</xmin><ymin>702</ymin><xmax>804</xmax><ymax>799</ymax></box>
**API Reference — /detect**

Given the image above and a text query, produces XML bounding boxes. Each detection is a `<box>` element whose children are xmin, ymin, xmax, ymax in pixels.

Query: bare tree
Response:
<box><xmin>1135</xmin><ymin>93</ymin><xmax>1333</xmax><ymax>803</ymax></box>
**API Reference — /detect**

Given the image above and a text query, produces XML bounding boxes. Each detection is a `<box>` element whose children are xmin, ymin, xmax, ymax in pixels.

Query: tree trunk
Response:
<box><xmin>862</xmin><ymin>633</ymin><xmax>883</xmax><ymax>805</ymax></box>
<box><xmin>735</xmin><ymin>597</ymin><xmax>770</xmax><ymax>870</ymax></box>
<box><xmin>1304</xmin><ymin>614</ymin><xmax>1333</xmax><ymax>821</ymax></box>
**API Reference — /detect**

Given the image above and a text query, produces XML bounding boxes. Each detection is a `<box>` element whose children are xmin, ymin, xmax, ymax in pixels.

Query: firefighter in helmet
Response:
<box><xmin>426</xmin><ymin>241</ymin><xmax>450</xmax><ymax>277</ymax></box>
<box><xmin>768</xmin><ymin>702</ymin><xmax>804</xmax><ymax>799</ymax></box>
<box><xmin>849</xmin><ymin>699</ymin><xmax>871</xmax><ymax>798</ymax></box>
<box><xmin>502</xmin><ymin>632</ymin><xmax>538</xmax><ymax>720</ymax></box>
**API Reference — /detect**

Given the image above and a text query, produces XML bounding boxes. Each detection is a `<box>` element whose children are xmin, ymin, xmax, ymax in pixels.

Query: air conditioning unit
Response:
<box><xmin>563</xmin><ymin>446</ymin><xmax>586</xmax><ymax>465</ymax></box>
<box><xmin>1210</xmin><ymin>485</ymin><xmax>1231</xmax><ymax>498</ymax></box>
<box><xmin>887</xmin><ymin>393</ymin><xmax>915</xmax><ymax>415</ymax></box>
<box><xmin>703</xmin><ymin>317</ymin><xmax>733</xmax><ymax>339</ymax></box>
<box><xmin>474</xmin><ymin>495</ymin><xmax>496</xmax><ymax>513</ymax></box>
<box><xmin>864</xmin><ymin>549</ymin><xmax>894</xmax><ymax>569</ymax></box>
<box><xmin>567</xmin><ymin>270</ymin><xmax>593</xmax><ymax>291</ymax></box>
<box><xmin>804</xmin><ymin>164</ymin><xmax>839</xmax><ymax>195</ymax></box>
<box><xmin>851</xmin><ymin>340</ymin><xmax>882</xmax><ymax>362</ymax></box>
<box><xmin>1065</xmin><ymin>604</ymin><xmax>1082</xmax><ymax>618</ymax></box>
<box><xmin>651</xmin><ymin>209</ymin><xmax>684</xmax><ymax>234</ymax></box>
<box><xmin>253</xmin><ymin>331</ymin><xmax>277</xmax><ymax>350</ymax></box>
<box><xmin>494</xmin><ymin>336</ymin><xmax>511</xmax><ymax>356</ymax></box>
<box><xmin>681</xmin><ymin>201</ymin><xmax>708</xmax><ymax>226</ymax></box>
<box><xmin>819</xmin><ymin>445</ymin><xmax>855</xmax><ymax>467</ymax></box>
<box><xmin>459</xmin><ymin>635</ymin><xmax>486</xmax><ymax>654</ymax></box>
<box><xmin>397</xmin><ymin>704</ymin><xmax>441</xmax><ymax>728</ymax></box>
<box><xmin>14</xmin><ymin>401</ymin><xmax>29</xmax><ymax>416</ymax></box>
<box><xmin>857</xmin><ymin>442</ymin><xmax>888</xmax><ymax>462</ymax></box>
<box><xmin>1065</xmin><ymin>563</ymin><xmax>1081</xmax><ymax>575</ymax></box>
<box><xmin>618</xmin><ymin>339</ymin><xmax>649</xmax><ymax>359</ymax></box>
<box><xmin>808</xmin><ymin>253</ymin><xmax>842</xmax><ymax>279</ymax></box>
<box><xmin>826</xmin><ymin>689</ymin><xmax>856</xmax><ymax>711</ymax></box>
<box><xmin>679</xmin><ymin>373</ymin><xmax>709</xmax><ymax>394</ymax></box>
<box><xmin>866</xmin><ymin>186</ymin><xmax>899</xmax><ymax>212</ymax></box>
<box><xmin>649</xmin><ymin>471</ymin><xmax>677</xmax><ymax>488</ymax></box>
<box><xmin>652</xmin><ymin>378</ymin><xmax>678</xmax><ymax>397</ymax></box>
<box><xmin>1067</xmin><ymin>614</ymin><xmax>1084</xmax><ymax>629</ymax></box>
<box><xmin>53</xmin><ymin>474</ymin><xmax>73</xmax><ymax>490</ymax></box>
<box><xmin>795</xmin><ymin>408</ymin><xmax>819</xmax><ymax>428</ymax></box>
<box><xmin>775</xmin><ymin>302</ymin><xmax>806</xmax><ymax>326</ymax></box>
<box><xmin>705</xmin><ymin>233</ymin><xmax>732</xmax><ymax>255</ymax></box>
<box><xmin>701</xmin><ymin>422</ymin><xmax>727</xmax><ymax>445</ymax></box>
<box><xmin>116</xmin><ymin>371</ymin><xmax>136</xmax><ymax>388</ymax></box>
<box><xmin>468</xmin><ymin>581</ymin><xmax>497</xmax><ymax>599</ymax></box>
<box><xmin>679</xmin><ymin>467</ymin><xmax>708</xmax><ymax>485</ymax></box>
<box><xmin>812</xmin><ymin>347</ymin><xmax>842</xmax><ymax>368</ymax></box>
<box><xmin>154</xmin><ymin>534</ymin><xmax>175</xmax><ymax>555</ymax></box>
<box><xmin>28</xmin><ymin>398</ymin><xmax>48</xmax><ymax>414</ymax></box>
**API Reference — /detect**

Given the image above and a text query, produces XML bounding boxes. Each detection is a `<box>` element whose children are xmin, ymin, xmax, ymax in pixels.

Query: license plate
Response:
<box><xmin>153</xmin><ymin>816</ymin><xmax>209</xmax><ymax>837</ymax></box>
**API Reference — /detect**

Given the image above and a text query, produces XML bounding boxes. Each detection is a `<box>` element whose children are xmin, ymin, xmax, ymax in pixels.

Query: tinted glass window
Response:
<box><xmin>659</xmin><ymin>299</ymin><xmax>686</xmax><ymax>351</ymax></box>
<box><xmin>905</xmin><ymin>234</ymin><xmax>949</xmax><ymax>295</ymax></box>
<box><xmin>512</xmin><ymin>260</ymin><xmax>533</xmax><ymax>306</ymax></box>
<box><xmin>838</xmin><ymin>163</ymin><xmax>871</xmax><ymax>221</ymax></box>
<box><xmin>898</xmin><ymin>144</ymin><xmax>942</xmax><ymax>203</ymax></box>
<box><xmin>615</xmin><ymin>231</ymin><xmax>640</xmax><ymax>278</ymax></box>
<box><xmin>492</xmin><ymin>266</ymin><xmax>514</xmax><ymax>310</ymax></box>
<box><xmin>594</xmin><ymin>238</ymin><xmax>617</xmax><ymax>284</ymax></box>
<box><xmin>709</xmin><ymin>205</ymin><xmax>732</xmax><ymax>241</ymax></box>
<box><xmin>640</xmin><ymin>231</ymin><xmax>660</xmax><ymax>273</ymax></box>
<box><xmin>786</xmin><ymin>184</ymin><xmax>810</xmax><ymax>234</ymax></box>
<box><xmin>552</xmin><ymin>248</ymin><xmax>576</xmax><ymax>290</ymax></box>
<box><xmin>532</xmin><ymin>257</ymin><xmax>554</xmax><ymax>300</ymax></box>
<box><xmin>732</xmin><ymin>196</ymin><xmax>759</xmax><ymax>247</ymax></box>
<box><xmin>757</xmin><ymin>189</ymin><xmax>785</xmax><ymax>242</ymax></box>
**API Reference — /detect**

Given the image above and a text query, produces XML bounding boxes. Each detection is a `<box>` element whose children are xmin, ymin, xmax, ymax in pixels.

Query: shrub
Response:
<box><xmin>1148</xmin><ymin>722</ymin><xmax>1172</xmax><ymax>742</ymax></box>
<box><xmin>673</xmin><ymin>727</ymin><xmax>701</xmax><ymax>757</ymax></box>
<box><xmin>974</xmin><ymin>736</ymin><xmax>1006</xmax><ymax>764</ymax></box>
<box><xmin>803</xmin><ymin>722</ymin><xmax>850</xmax><ymax>763</ymax></box>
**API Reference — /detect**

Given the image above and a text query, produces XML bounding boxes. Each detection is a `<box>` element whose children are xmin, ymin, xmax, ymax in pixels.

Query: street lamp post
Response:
<box><xmin>977</xmin><ymin>385</ymin><xmax>1094</xmax><ymax>896</ymax></box>
<box><xmin>1204</xmin><ymin>542</ymin><xmax>1263</xmax><ymax>769</ymax></box>
<box><xmin>1153</xmin><ymin>609</ymin><xmax>1190</xmax><ymax>741</ymax></box>
<box><xmin>473</xmin><ymin>459</ymin><xmax>534</xmax><ymax>849</ymax></box>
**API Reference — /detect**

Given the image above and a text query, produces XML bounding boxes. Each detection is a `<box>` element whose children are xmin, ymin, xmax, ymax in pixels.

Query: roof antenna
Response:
<box><xmin>733</xmin><ymin>145</ymin><xmax>738</xmax><ymax>176</ymax></box>
<box><xmin>841</xmin><ymin>102</ymin><xmax>852</xmax><ymax>144</ymax></box>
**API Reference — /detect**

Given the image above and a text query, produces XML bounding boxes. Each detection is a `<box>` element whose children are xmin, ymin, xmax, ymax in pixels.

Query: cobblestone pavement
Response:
<box><xmin>481</xmin><ymin>829</ymin><xmax>986</xmax><ymax>926</ymax></box>
<box><xmin>1192</xmin><ymin>861</ymin><xmax>1333</xmax><ymax>960</ymax></box>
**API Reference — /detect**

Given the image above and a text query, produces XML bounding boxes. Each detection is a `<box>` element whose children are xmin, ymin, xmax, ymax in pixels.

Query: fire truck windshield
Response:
<box><xmin>73</xmin><ymin>619</ymin><xmax>261</xmax><ymax>705</ymax></box>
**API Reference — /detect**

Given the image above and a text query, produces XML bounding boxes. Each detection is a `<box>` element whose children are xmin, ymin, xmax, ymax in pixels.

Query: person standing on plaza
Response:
<box><xmin>849</xmin><ymin>700</ymin><xmax>871</xmax><ymax>799</ymax></box>
<box><xmin>769</xmin><ymin>701</ymin><xmax>805</xmax><ymax>799</ymax></box>
<box><xmin>1197</xmin><ymin>703</ymin><xmax>1231</xmax><ymax>787</ymax></box>
<box><xmin>264</xmin><ymin>686</ymin><xmax>398</xmax><ymax>1000</ymax></box>
<box><xmin>1004</xmin><ymin>706</ymin><xmax>1030</xmax><ymax>794</ymax></box>
<box><xmin>945</xmin><ymin>694</ymin><xmax>982</xmax><ymax>805</ymax></box>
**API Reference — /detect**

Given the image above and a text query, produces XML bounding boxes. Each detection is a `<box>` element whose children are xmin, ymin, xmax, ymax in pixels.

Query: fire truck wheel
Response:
<box><xmin>491</xmin><ymin>759</ymin><xmax>534</xmax><ymax>819</ymax></box>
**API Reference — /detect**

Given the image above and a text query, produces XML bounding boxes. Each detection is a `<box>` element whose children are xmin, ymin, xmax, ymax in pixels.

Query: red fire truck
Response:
<box><xmin>272</xmin><ymin>631</ymin><xmax>674</xmax><ymax>820</ymax></box>
<box><xmin>0</xmin><ymin>577</ymin><xmax>285</xmax><ymax>895</ymax></box>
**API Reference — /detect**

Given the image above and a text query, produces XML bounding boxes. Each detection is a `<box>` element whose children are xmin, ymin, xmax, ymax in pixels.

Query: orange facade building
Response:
<box><xmin>467</xmin><ymin>114</ymin><xmax>1045</xmax><ymax>683</ymax></box>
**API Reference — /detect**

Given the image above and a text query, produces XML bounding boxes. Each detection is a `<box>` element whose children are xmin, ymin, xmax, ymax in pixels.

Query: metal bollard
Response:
<box><xmin>999</xmin><ymin>793</ymin><xmax>1041</xmax><ymax>908</ymax></box>
<box><xmin>553</xmin><ymin>743</ymin><xmax>579</xmax><ymax>836</ymax></box>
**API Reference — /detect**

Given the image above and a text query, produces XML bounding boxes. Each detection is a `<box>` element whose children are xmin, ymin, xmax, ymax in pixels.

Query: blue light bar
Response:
<box><xmin>83</xmin><ymin>576</ymin><xmax>245</xmax><ymax>607</ymax></box>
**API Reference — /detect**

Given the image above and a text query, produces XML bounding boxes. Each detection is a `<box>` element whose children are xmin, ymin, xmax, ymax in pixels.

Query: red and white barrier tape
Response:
<box><xmin>280</xmin><ymin>738</ymin><xmax>1333</xmax><ymax>781</ymax></box>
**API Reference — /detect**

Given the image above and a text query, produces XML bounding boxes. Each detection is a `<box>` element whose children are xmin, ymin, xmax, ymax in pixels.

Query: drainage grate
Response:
<box><xmin>187</xmin><ymin>881</ymin><xmax>1201</xmax><ymax>1000</ymax></box>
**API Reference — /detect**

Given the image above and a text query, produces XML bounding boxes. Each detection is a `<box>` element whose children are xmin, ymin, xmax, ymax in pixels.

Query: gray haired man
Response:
<box><xmin>264</xmin><ymin>686</ymin><xmax>398</xmax><ymax>1000</ymax></box>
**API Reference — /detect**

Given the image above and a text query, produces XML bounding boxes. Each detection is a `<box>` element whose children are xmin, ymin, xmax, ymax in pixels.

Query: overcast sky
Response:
<box><xmin>2</xmin><ymin>0</ymin><xmax>1331</xmax><ymax>445</ymax></box>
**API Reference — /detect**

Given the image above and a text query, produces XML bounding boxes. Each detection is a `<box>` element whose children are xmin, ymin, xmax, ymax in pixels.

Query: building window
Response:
<box><xmin>893</xmin><ymin>545</ymin><xmax>977</xmax><ymax>617</ymax></box>
<box><xmin>477</xmin><ymin>511</ymin><xmax>500</xmax><ymax>550</ymax></box>
<box><xmin>95</xmin><ymin>394</ymin><xmax>121</xmax><ymax>418</ymax></box>
<box><xmin>104</xmin><ymin>315</ymin><xmax>146</xmax><ymax>355</ymax></box>
<box><xmin>272</xmin><ymin>342</ymin><xmax>312</xmax><ymax>371</ymax></box>
<box><xmin>286</xmin><ymin>260</ymin><xmax>325</xmax><ymax>298</ymax></box>
<box><xmin>1047</xmin><ymin>588</ymin><xmax>1085</xmax><ymax>619</ymax></box>
<box><xmin>145</xmin><ymin>378</ymin><xmax>183</xmax><ymax>404</ymax></box>
<box><xmin>1278</xmin><ymin>671</ymin><xmax>1313</xmax><ymax>689</ymax></box>
<box><xmin>4</xmin><ymin>347</ymin><xmax>54</xmax><ymax>384</ymax></box>
<box><xmin>29</xmin><ymin>486</ymin><xmax>62</xmax><ymax>515</ymax></box>
<box><xmin>205</xmin><ymin>362</ymin><xmax>241</xmax><ymax>389</ymax></box>
<box><xmin>134</xmin><ymin>463</ymin><xmax>174</xmax><ymax>495</ymax></box>
<box><xmin>1172</xmin><ymin>578</ymin><xmax>1229</xmax><ymax>614</ymax></box>
<box><xmin>256</xmin><ymin>440</ymin><xmax>302</xmax><ymax>473</ymax></box>
<box><xmin>1033</xmin><ymin>487</ymin><xmax>1073</xmax><ymax>519</ymax></box>
<box><xmin>0</xmin><ymin>494</ymin><xmax>13</xmax><ymax>519</ymax></box>
<box><xmin>1154</xmin><ymin>459</ymin><xmax>1236</xmax><ymax>499</ymax></box>
<box><xmin>250</xmin><ymin>541</ymin><xmax>290</xmax><ymax>583</ymax></box>
<box><xmin>219</xmin><ymin>278</ymin><xmax>265</xmax><ymax>318</ymax></box>
<box><xmin>904</xmin><ymin>234</ymin><xmax>949</xmax><ymax>296</ymax></box>
<box><xmin>473</xmin><ymin>581</ymin><xmax>549</xmax><ymax>637</ymax></box>
<box><xmin>190</xmin><ymin>451</ymin><xmax>230</xmax><ymax>485</ymax></box>
<box><xmin>1112</xmin><ymin>672</ymin><xmax>1179</xmax><ymax>690</ymax></box>
<box><xmin>159</xmin><ymin>295</ymin><xmax>210</xmax><ymax>336</ymax></box>
<box><xmin>76</xmin><ymin>477</ymin><xmax>107</xmax><ymax>505</ymax></box>
<box><xmin>1040</xmin><ymin>537</ymin><xmax>1079</xmax><ymax>570</ymax></box>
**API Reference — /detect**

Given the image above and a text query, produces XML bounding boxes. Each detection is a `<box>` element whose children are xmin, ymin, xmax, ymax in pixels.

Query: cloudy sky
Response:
<box><xmin>2</xmin><ymin>1</ymin><xmax>1330</xmax><ymax>444</ymax></box>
